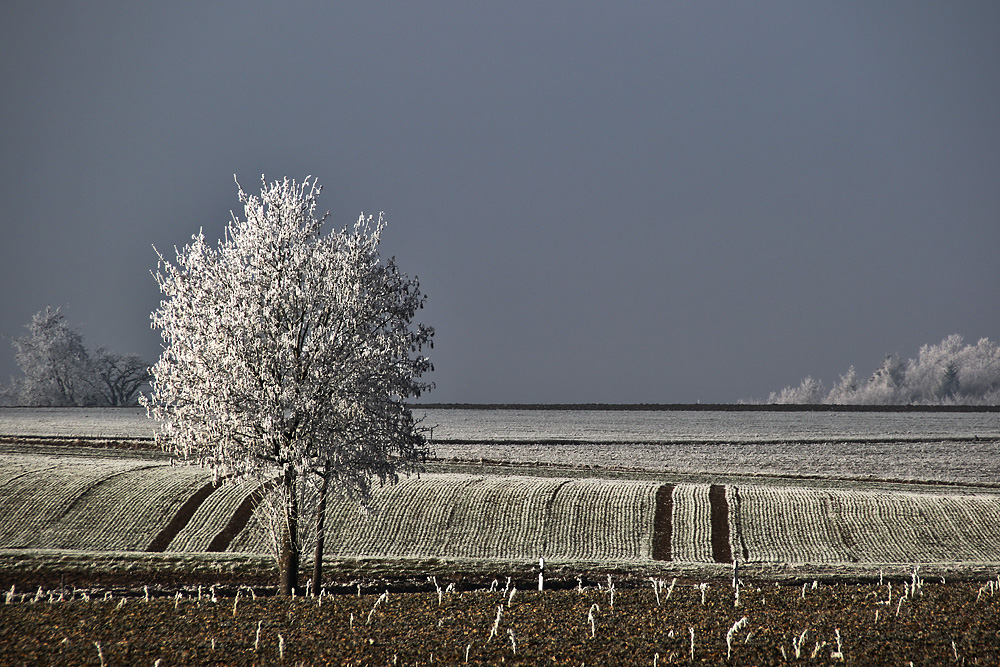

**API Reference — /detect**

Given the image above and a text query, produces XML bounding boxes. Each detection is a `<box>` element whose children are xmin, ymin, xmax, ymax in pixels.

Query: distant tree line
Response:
<box><xmin>769</xmin><ymin>335</ymin><xmax>1000</xmax><ymax>406</ymax></box>
<box><xmin>1</xmin><ymin>306</ymin><xmax>151</xmax><ymax>407</ymax></box>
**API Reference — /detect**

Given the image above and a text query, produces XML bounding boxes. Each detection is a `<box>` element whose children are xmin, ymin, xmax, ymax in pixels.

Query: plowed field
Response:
<box><xmin>2</xmin><ymin>577</ymin><xmax>999</xmax><ymax>665</ymax></box>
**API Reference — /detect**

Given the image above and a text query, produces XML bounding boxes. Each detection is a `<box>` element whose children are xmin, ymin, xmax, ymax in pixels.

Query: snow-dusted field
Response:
<box><xmin>430</xmin><ymin>438</ymin><xmax>1000</xmax><ymax>486</ymax></box>
<box><xmin>417</xmin><ymin>408</ymin><xmax>1000</xmax><ymax>486</ymax></box>
<box><xmin>415</xmin><ymin>408</ymin><xmax>1000</xmax><ymax>443</ymax></box>
<box><xmin>0</xmin><ymin>407</ymin><xmax>155</xmax><ymax>439</ymax></box>
<box><xmin>2</xmin><ymin>409</ymin><xmax>999</xmax><ymax>566</ymax></box>
<box><xmin>4</xmin><ymin>448</ymin><xmax>999</xmax><ymax>564</ymax></box>
<box><xmin>2</xmin><ymin>407</ymin><xmax>997</xmax><ymax>485</ymax></box>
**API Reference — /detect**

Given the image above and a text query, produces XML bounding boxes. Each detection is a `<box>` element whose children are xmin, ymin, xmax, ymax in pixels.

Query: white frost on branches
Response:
<box><xmin>769</xmin><ymin>335</ymin><xmax>1000</xmax><ymax>405</ymax></box>
<box><xmin>6</xmin><ymin>306</ymin><xmax>151</xmax><ymax>407</ymax></box>
<box><xmin>142</xmin><ymin>175</ymin><xmax>433</xmax><ymax>589</ymax></box>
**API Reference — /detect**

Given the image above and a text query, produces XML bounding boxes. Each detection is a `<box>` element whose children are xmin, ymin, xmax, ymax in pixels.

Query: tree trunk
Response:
<box><xmin>278</xmin><ymin>467</ymin><xmax>300</xmax><ymax>596</ymax></box>
<box><xmin>311</xmin><ymin>462</ymin><xmax>332</xmax><ymax>597</ymax></box>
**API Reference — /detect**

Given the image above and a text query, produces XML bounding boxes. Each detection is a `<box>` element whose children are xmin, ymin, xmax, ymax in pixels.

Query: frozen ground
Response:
<box><xmin>429</xmin><ymin>439</ymin><xmax>1000</xmax><ymax>486</ymax></box>
<box><xmin>0</xmin><ymin>407</ymin><xmax>155</xmax><ymax>439</ymax></box>
<box><xmin>2</xmin><ymin>407</ymin><xmax>997</xmax><ymax>486</ymax></box>
<box><xmin>414</xmin><ymin>408</ymin><xmax>1000</xmax><ymax>443</ymax></box>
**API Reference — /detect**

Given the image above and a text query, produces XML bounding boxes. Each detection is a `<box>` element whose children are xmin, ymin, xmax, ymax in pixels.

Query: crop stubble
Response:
<box><xmin>2</xmin><ymin>579</ymin><xmax>999</xmax><ymax>665</ymax></box>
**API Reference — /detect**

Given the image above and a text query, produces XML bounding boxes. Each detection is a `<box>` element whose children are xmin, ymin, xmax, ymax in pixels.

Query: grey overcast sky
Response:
<box><xmin>1</xmin><ymin>2</ymin><xmax>998</xmax><ymax>404</ymax></box>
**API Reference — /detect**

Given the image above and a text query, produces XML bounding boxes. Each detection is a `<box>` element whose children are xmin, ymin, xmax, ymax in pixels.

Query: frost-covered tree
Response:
<box><xmin>767</xmin><ymin>375</ymin><xmax>825</xmax><ymax>404</ymax></box>
<box><xmin>825</xmin><ymin>366</ymin><xmax>859</xmax><ymax>405</ymax></box>
<box><xmin>143</xmin><ymin>176</ymin><xmax>433</xmax><ymax>595</ymax></box>
<box><xmin>855</xmin><ymin>354</ymin><xmax>906</xmax><ymax>405</ymax></box>
<box><xmin>10</xmin><ymin>306</ymin><xmax>92</xmax><ymax>406</ymax></box>
<box><xmin>7</xmin><ymin>307</ymin><xmax>151</xmax><ymax>407</ymax></box>
<box><xmin>904</xmin><ymin>335</ymin><xmax>1000</xmax><ymax>404</ymax></box>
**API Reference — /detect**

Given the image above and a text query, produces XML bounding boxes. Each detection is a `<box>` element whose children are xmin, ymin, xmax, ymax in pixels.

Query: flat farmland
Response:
<box><xmin>3</xmin><ymin>406</ymin><xmax>998</xmax><ymax>484</ymax></box>
<box><xmin>419</xmin><ymin>408</ymin><xmax>1000</xmax><ymax>486</ymax></box>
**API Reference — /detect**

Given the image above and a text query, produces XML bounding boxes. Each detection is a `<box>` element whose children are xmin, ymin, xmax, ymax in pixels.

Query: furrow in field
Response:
<box><xmin>738</xmin><ymin>486</ymin><xmax>853</xmax><ymax>563</ymax></box>
<box><xmin>709</xmin><ymin>484</ymin><xmax>732</xmax><ymax>563</ymax></box>
<box><xmin>671</xmin><ymin>484</ymin><xmax>712</xmax><ymax>562</ymax></box>
<box><xmin>147</xmin><ymin>479</ymin><xmax>219</xmax><ymax>552</ymax></box>
<box><xmin>31</xmin><ymin>465</ymin><xmax>209</xmax><ymax>550</ymax></box>
<box><xmin>225</xmin><ymin>497</ymin><xmax>271</xmax><ymax>554</ymax></box>
<box><xmin>167</xmin><ymin>480</ymin><xmax>267</xmax><ymax>552</ymax></box>
<box><xmin>214</xmin><ymin>478</ymin><xmax>282</xmax><ymax>554</ymax></box>
<box><xmin>0</xmin><ymin>459</ymin><xmax>153</xmax><ymax>548</ymax></box>
<box><xmin>652</xmin><ymin>484</ymin><xmax>674</xmax><ymax>561</ymax></box>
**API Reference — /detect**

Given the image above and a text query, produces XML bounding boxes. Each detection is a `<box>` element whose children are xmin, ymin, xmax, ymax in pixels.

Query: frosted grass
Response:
<box><xmin>0</xmin><ymin>407</ymin><xmax>155</xmax><ymax>439</ymax></box>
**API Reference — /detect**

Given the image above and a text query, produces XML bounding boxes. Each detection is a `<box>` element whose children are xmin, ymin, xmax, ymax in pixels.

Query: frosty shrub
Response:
<box><xmin>143</xmin><ymin>176</ymin><xmax>433</xmax><ymax>594</ymax></box>
<box><xmin>767</xmin><ymin>376</ymin><xmax>825</xmax><ymax>405</ymax></box>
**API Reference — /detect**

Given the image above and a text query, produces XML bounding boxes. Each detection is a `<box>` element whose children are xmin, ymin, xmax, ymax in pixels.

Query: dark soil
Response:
<box><xmin>2</xmin><ymin>576</ymin><xmax>998</xmax><ymax>666</ymax></box>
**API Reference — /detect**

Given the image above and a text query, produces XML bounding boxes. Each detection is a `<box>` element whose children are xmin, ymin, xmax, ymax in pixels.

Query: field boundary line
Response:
<box><xmin>430</xmin><ymin>435</ymin><xmax>1000</xmax><ymax>446</ymax></box>
<box><xmin>0</xmin><ymin>464</ymin><xmax>64</xmax><ymax>490</ymax></box>
<box><xmin>429</xmin><ymin>458</ymin><xmax>1000</xmax><ymax>491</ymax></box>
<box><xmin>53</xmin><ymin>464</ymin><xmax>163</xmax><ymax>522</ymax></box>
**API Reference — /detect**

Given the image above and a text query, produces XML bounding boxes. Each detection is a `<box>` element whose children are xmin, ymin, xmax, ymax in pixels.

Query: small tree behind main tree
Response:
<box><xmin>142</xmin><ymin>176</ymin><xmax>433</xmax><ymax>595</ymax></box>
<box><xmin>8</xmin><ymin>306</ymin><xmax>151</xmax><ymax>407</ymax></box>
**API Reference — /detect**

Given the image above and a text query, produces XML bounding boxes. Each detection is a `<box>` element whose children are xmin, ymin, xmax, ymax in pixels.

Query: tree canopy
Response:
<box><xmin>143</xmin><ymin>176</ymin><xmax>433</xmax><ymax>593</ymax></box>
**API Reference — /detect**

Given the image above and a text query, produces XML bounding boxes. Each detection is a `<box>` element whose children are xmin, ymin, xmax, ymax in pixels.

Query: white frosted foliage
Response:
<box><xmin>142</xmin><ymin>176</ymin><xmax>433</xmax><ymax>584</ymax></box>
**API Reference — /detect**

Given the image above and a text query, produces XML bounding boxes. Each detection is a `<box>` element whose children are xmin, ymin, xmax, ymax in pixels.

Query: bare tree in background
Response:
<box><xmin>143</xmin><ymin>176</ymin><xmax>433</xmax><ymax>595</ymax></box>
<box><xmin>90</xmin><ymin>348</ymin><xmax>153</xmax><ymax>407</ymax></box>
